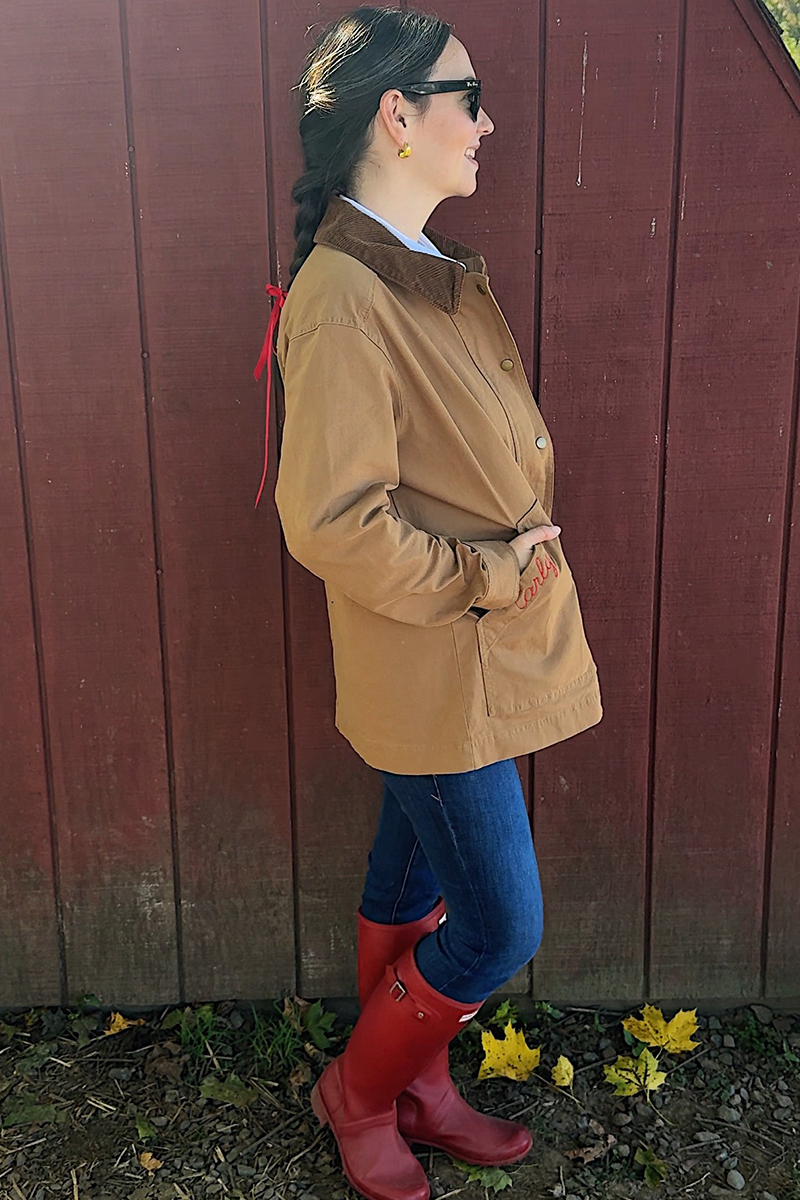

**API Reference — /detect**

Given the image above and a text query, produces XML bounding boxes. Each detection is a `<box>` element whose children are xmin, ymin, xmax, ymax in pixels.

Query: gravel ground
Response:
<box><xmin>0</xmin><ymin>997</ymin><xmax>798</xmax><ymax>1199</ymax></box>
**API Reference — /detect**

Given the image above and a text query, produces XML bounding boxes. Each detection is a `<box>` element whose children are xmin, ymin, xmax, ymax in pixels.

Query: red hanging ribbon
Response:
<box><xmin>253</xmin><ymin>282</ymin><xmax>288</xmax><ymax>508</ymax></box>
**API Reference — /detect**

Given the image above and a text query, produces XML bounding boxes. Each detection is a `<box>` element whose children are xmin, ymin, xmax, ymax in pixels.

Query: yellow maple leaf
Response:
<box><xmin>139</xmin><ymin>1151</ymin><xmax>162</xmax><ymax>1173</ymax></box>
<box><xmin>478</xmin><ymin>1021</ymin><xmax>541</xmax><ymax>1082</ymax></box>
<box><xmin>622</xmin><ymin>1003</ymin><xmax>699</xmax><ymax>1053</ymax></box>
<box><xmin>603</xmin><ymin>1048</ymin><xmax>666</xmax><ymax>1097</ymax></box>
<box><xmin>104</xmin><ymin>1012</ymin><xmax>146</xmax><ymax>1036</ymax></box>
<box><xmin>552</xmin><ymin>1055</ymin><xmax>574</xmax><ymax>1088</ymax></box>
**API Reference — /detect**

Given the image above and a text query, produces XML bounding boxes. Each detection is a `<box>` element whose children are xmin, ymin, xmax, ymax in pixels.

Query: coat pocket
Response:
<box><xmin>475</xmin><ymin>538</ymin><xmax>592</xmax><ymax>718</ymax></box>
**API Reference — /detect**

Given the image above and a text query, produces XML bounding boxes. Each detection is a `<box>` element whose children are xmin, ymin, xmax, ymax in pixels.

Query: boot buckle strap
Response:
<box><xmin>389</xmin><ymin>978</ymin><xmax>406</xmax><ymax>1001</ymax></box>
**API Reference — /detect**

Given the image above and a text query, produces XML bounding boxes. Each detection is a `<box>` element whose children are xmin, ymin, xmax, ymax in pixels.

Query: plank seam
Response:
<box><xmin>645</xmin><ymin>0</ymin><xmax>690</xmax><ymax>1003</ymax></box>
<box><xmin>530</xmin><ymin>0</ymin><xmax>549</xmax><ymax>1005</ymax></box>
<box><xmin>0</xmin><ymin>152</ymin><xmax>67</xmax><ymax>1003</ymax></box>
<box><xmin>260</xmin><ymin>0</ymin><xmax>298</xmax><ymax>997</ymax></box>
<box><xmin>116</xmin><ymin>0</ymin><xmax>184</xmax><ymax>1002</ymax></box>
<box><xmin>760</xmin><ymin>218</ymin><xmax>800</xmax><ymax>996</ymax></box>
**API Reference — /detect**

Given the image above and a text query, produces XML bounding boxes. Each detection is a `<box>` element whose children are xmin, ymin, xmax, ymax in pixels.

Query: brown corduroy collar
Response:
<box><xmin>312</xmin><ymin>193</ymin><xmax>487</xmax><ymax>315</ymax></box>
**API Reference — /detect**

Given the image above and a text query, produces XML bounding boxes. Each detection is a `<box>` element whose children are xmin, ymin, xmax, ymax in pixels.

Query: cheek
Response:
<box><xmin>427</xmin><ymin>111</ymin><xmax>474</xmax><ymax>162</ymax></box>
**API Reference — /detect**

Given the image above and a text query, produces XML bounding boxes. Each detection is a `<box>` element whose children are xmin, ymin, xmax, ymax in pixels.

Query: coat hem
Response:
<box><xmin>337</xmin><ymin>671</ymin><xmax>602</xmax><ymax>774</ymax></box>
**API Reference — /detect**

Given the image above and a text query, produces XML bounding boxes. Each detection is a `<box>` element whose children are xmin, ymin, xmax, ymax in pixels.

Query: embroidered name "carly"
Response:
<box><xmin>515</xmin><ymin>553</ymin><xmax>559</xmax><ymax>611</ymax></box>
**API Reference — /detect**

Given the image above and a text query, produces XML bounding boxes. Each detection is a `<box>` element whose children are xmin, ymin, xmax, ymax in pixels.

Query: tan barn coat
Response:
<box><xmin>273</xmin><ymin>195</ymin><xmax>602</xmax><ymax>772</ymax></box>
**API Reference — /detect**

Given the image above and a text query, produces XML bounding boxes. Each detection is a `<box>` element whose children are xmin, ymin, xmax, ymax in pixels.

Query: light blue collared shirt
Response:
<box><xmin>340</xmin><ymin>194</ymin><xmax>466</xmax><ymax>271</ymax></box>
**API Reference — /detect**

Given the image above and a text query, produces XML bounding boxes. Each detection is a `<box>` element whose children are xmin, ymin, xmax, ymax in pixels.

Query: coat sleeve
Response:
<box><xmin>273</xmin><ymin>321</ymin><xmax>522</xmax><ymax>627</ymax></box>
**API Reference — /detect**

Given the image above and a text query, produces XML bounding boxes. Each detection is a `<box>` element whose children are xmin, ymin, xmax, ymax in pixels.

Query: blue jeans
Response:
<box><xmin>360</xmin><ymin>759</ymin><xmax>543</xmax><ymax>1003</ymax></box>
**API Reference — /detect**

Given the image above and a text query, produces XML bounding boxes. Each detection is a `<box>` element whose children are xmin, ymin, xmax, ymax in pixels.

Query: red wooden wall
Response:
<box><xmin>0</xmin><ymin>0</ymin><xmax>797</xmax><ymax>1008</ymax></box>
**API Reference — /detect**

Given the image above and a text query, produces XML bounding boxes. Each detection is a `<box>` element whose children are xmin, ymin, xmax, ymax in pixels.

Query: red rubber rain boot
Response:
<box><xmin>310</xmin><ymin>940</ymin><xmax>486</xmax><ymax>1200</ymax></box>
<box><xmin>357</xmin><ymin>901</ymin><xmax>533</xmax><ymax>1166</ymax></box>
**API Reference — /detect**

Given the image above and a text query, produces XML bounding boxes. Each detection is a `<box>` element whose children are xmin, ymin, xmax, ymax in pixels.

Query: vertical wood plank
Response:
<box><xmin>531</xmin><ymin>0</ymin><xmax>682</xmax><ymax>1003</ymax></box>
<box><xmin>123</xmin><ymin>1</ymin><xmax>295</xmax><ymax>999</ymax></box>
<box><xmin>0</xmin><ymin>0</ymin><xmax>177</xmax><ymax>1003</ymax></box>
<box><xmin>0</xmin><ymin>253</ymin><xmax>62</xmax><ymax>1005</ymax></box>
<box><xmin>650</xmin><ymin>0</ymin><xmax>799</xmax><ymax>1000</ymax></box>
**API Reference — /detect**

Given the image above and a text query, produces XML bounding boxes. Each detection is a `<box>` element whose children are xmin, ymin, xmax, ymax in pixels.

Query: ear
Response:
<box><xmin>376</xmin><ymin>88</ymin><xmax>411</xmax><ymax>148</ymax></box>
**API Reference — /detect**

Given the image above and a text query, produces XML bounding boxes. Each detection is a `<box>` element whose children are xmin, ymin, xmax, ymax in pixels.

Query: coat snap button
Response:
<box><xmin>500</xmin><ymin>358</ymin><xmax>514</xmax><ymax>370</ymax></box>
<box><xmin>536</xmin><ymin>435</ymin><xmax>548</xmax><ymax>449</ymax></box>
<box><xmin>476</xmin><ymin>283</ymin><xmax>487</xmax><ymax>294</ymax></box>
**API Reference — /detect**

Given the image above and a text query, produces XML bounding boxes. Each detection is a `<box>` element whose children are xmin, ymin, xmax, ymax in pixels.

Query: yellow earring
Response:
<box><xmin>398</xmin><ymin>142</ymin><xmax>412</xmax><ymax>158</ymax></box>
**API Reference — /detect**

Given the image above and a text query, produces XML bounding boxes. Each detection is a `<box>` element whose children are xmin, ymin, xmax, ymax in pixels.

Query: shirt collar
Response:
<box><xmin>312</xmin><ymin>193</ymin><xmax>487</xmax><ymax>315</ymax></box>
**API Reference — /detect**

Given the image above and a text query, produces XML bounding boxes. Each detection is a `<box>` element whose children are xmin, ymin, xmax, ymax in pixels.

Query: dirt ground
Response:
<box><xmin>1</xmin><ymin>993</ymin><xmax>798</xmax><ymax>1200</ymax></box>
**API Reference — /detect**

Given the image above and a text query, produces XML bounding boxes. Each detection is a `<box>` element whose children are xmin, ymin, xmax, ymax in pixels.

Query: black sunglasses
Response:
<box><xmin>401</xmin><ymin>77</ymin><xmax>482</xmax><ymax>121</ymax></box>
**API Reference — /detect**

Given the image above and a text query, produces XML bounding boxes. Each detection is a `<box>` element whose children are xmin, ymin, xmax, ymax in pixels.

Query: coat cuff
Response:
<box><xmin>471</xmin><ymin>540</ymin><xmax>522</xmax><ymax>609</ymax></box>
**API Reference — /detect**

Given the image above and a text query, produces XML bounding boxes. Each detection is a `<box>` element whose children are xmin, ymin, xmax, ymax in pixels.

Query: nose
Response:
<box><xmin>479</xmin><ymin>107</ymin><xmax>494</xmax><ymax>135</ymax></box>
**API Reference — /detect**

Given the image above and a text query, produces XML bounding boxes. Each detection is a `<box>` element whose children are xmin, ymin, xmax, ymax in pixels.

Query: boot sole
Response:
<box><xmin>401</xmin><ymin>1130</ymin><xmax>531</xmax><ymax>1166</ymax></box>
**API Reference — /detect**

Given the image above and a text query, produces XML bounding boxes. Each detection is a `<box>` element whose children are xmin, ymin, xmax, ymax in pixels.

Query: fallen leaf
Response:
<box><xmin>622</xmin><ymin>1003</ymin><xmax>699</xmax><ymax>1053</ymax></box>
<box><xmin>289</xmin><ymin>1061</ymin><xmax>312</xmax><ymax>1088</ymax></box>
<box><xmin>604</xmin><ymin>1048</ymin><xmax>667</xmax><ymax>1097</ymax></box>
<box><xmin>139</xmin><ymin>1151</ymin><xmax>162</xmax><ymax>1173</ymax></box>
<box><xmin>135</xmin><ymin>1113</ymin><xmax>157</xmax><ymax>1142</ymax></box>
<box><xmin>551</xmin><ymin>1055</ymin><xmax>574</xmax><ymax>1088</ymax></box>
<box><xmin>478</xmin><ymin>1022</ymin><xmax>540</xmax><ymax>1082</ymax></box>
<box><xmin>199</xmin><ymin>1072</ymin><xmax>256</xmax><ymax>1108</ymax></box>
<box><xmin>635</xmin><ymin>1144</ymin><xmax>668</xmax><ymax>1188</ymax></box>
<box><xmin>2</xmin><ymin>1092</ymin><xmax>59</xmax><ymax>1127</ymax></box>
<box><xmin>104</xmin><ymin>1012</ymin><xmax>145</xmax><ymax>1037</ymax></box>
<box><xmin>144</xmin><ymin>1044</ymin><xmax>185</xmax><ymax>1083</ymax></box>
<box><xmin>564</xmin><ymin>1133</ymin><xmax>617</xmax><ymax>1163</ymax></box>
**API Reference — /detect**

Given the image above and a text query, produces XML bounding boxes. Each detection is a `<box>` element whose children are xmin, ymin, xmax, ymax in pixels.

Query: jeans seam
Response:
<box><xmin>429</xmin><ymin>774</ymin><xmax>488</xmax><ymax>993</ymax></box>
<box><xmin>391</xmin><ymin>839</ymin><xmax>420</xmax><ymax>924</ymax></box>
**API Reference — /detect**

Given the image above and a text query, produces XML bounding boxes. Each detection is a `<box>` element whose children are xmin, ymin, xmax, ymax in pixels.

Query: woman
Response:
<box><xmin>261</xmin><ymin>7</ymin><xmax>603</xmax><ymax>1199</ymax></box>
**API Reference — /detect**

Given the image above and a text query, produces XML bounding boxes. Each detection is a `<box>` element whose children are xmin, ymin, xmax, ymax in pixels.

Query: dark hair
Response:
<box><xmin>286</xmin><ymin>5</ymin><xmax>452</xmax><ymax>289</ymax></box>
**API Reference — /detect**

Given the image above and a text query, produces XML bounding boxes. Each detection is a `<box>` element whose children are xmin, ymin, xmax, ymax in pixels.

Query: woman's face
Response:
<box><xmin>407</xmin><ymin>35</ymin><xmax>494</xmax><ymax>201</ymax></box>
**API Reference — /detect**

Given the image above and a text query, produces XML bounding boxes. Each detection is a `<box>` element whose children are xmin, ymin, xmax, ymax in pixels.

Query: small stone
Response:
<box><xmin>696</xmin><ymin>1130</ymin><xmax>719</xmax><ymax>1142</ymax></box>
<box><xmin>612</xmin><ymin>1112</ymin><xmax>632</xmax><ymax>1126</ymax></box>
<box><xmin>616</xmin><ymin>1144</ymin><xmax>630</xmax><ymax>1157</ymax></box>
<box><xmin>788</xmin><ymin>1033</ymin><xmax>800</xmax><ymax>1048</ymax></box>
<box><xmin>727</xmin><ymin>1169</ymin><xmax>746</xmax><ymax>1190</ymax></box>
<box><xmin>718</xmin><ymin>1052</ymin><xmax>733</xmax><ymax>1065</ymax></box>
<box><xmin>777</xmin><ymin>1078</ymin><xmax>789</xmax><ymax>1092</ymax></box>
<box><xmin>709</xmin><ymin>1016</ymin><xmax>722</xmax><ymax>1030</ymax></box>
<box><xmin>237</xmin><ymin>1165</ymin><xmax>256</xmax><ymax>1178</ymax></box>
<box><xmin>710</xmin><ymin>1033</ymin><xmax>723</xmax><ymax>1048</ymax></box>
<box><xmin>750</xmin><ymin>1004</ymin><xmax>772</xmax><ymax>1025</ymax></box>
<box><xmin>152</xmin><ymin>1115</ymin><xmax>168</xmax><ymax>1127</ymax></box>
<box><xmin>108</xmin><ymin>1067</ymin><xmax>132</xmax><ymax>1081</ymax></box>
<box><xmin>723</xmin><ymin>1033</ymin><xmax>735</xmax><ymax>1048</ymax></box>
<box><xmin>708</xmin><ymin>1187</ymin><xmax>735</xmax><ymax>1198</ymax></box>
<box><xmin>717</xmin><ymin>1105</ymin><xmax>741</xmax><ymax>1123</ymax></box>
<box><xmin>739</xmin><ymin>1087</ymin><xmax>749</xmax><ymax>1103</ymax></box>
<box><xmin>775</xmin><ymin>1092</ymin><xmax>793</xmax><ymax>1107</ymax></box>
<box><xmin>773</xmin><ymin>1015</ymin><xmax>792</xmax><ymax>1033</ymax></box>
<box><xmin>761</xmin><ymin>1192</ymin><xmax>779</xmax><ymax>1200</ymax></box>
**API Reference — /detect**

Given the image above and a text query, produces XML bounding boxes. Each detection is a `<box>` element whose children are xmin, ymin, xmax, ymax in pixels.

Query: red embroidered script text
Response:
<box><xmin>515</xmin><ymin>553</ymin><xmax>559</xmax><ymax>611</ymax></box>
